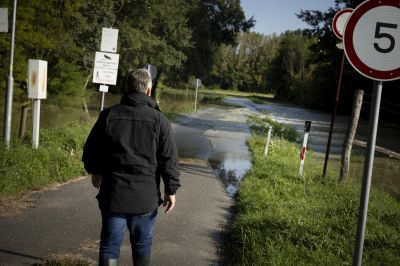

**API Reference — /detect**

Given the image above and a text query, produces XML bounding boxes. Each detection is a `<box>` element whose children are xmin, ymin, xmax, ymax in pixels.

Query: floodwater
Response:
<box><xmin>172</xmin><ymin>95</ymin><xmax>399</xmax><ymax>198</ymax></box>
<box><xmin>9</xmin><ymin>89</ymin><xmax>398</xmax><ymax>198</ymax></box>
<box><xmin>173</xmin><ymin>106</ymin><xmax>252</xmax><ymax>196</ymax></box>
<box><xmin>224</xmin><ymin>97</ymin><xmax>400</xmax><ymax>199</ymax></box>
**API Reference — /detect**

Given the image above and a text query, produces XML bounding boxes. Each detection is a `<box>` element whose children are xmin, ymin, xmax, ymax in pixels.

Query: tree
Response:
<box><xmin>183</xmin><ymin>0</ymin><xmax>254</xmax><ymax>82</ymax></box>
<box><xmin>211</xmin><ymin>32</ymin><xmax>280</xmax><ymax>92</ymax></box>
<box><xmin>296</xmin><ymin>0</ymin><xmax>400</xmax><ymax>115</ymax></box>
<box><xmin>267</xmin><ymin>31</ymin><xmax>315</xmax><ymax>102</ymax></box>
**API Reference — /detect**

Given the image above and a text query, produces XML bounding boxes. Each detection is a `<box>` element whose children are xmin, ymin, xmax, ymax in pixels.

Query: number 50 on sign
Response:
<box><xmin>343</xmin><ymin>0</ymin><xmax>400</xmax><ymax>81</ymax></box>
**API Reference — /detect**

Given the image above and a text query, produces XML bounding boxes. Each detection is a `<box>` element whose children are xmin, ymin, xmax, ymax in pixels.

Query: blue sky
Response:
<box><xmin>241</xmin><ymin>0</ymin><xmax>335</xmax><ymax>35</ymax></box>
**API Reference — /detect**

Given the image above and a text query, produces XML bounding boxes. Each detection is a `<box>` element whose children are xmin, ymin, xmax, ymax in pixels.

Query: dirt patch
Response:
<box><xmin>33</xmin><ymin>254</ymin><xmax>95</xmax><ymax>266</ymax></box>
<box><xmin>0</xmin><ymin>176</ymin><xmax>89</xmax><ymax>217</ymax></box>
<box><xmin>0</xmin><ymin>194</ymin><xmax>35</xmax><ymax>217</ymax></box>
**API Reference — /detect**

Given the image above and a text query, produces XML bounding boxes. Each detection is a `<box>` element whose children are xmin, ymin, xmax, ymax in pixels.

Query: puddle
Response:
<box><xmin>209</xmin><ymin>153</ymin><xmax>251</xmax><ymax>197</ymax></box>
<box><xmin>173</xmin><ymin>106</ymin><xmax>253</xmax><ymax>197</ymax></box>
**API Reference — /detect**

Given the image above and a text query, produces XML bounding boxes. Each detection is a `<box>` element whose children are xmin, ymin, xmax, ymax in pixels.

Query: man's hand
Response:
<box><xmin>91</xmin><ymin>174</ymin><xmax>102</xmax><ymax>189</ymax></box>
<box><xmin>163</xmin><ymin>194</ymin><xmax>176</xmax><ymax>214</ymax></box>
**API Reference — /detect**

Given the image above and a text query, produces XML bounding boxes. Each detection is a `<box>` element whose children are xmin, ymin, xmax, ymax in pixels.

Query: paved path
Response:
<box><xmin>0</xmin><ymin>103</ymin><xmax>257</xmax><ymax>266</ymax></box>
<box><xmin>0</xmin><ymin>160</ymin><xmax>232</xmax><ymax>266</ymax></box>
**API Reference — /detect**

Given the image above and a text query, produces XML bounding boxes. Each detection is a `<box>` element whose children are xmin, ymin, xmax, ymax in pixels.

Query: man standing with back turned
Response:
<box><xmin>82</xmin><ymin>69</ymin><xmax>181</xmax><ymax>266</ymax></box>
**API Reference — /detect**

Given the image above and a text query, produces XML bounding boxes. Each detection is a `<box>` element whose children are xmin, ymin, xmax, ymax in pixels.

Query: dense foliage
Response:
<box><xmin>1</xmin><ymin>0</ymin><xmax>398</xmax><ymax>118</ymax></box>
<box><xmin>297</xmin><ymin>0</ymin><xmax>400</xmax><ymax>116</ymax></box>
<box><xmin>0</xmin><ymin>0</ymin><xmax>253</xmax><ymax>101</ymax></box>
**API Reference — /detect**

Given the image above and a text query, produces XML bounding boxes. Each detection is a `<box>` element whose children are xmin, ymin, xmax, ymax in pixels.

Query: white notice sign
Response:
<box><xmin>93</xmin><ymin>52</ymin><xmax>119</xmax><ymax>85</ymax></box>
<box><xmin>101</xmin><ymin>28</ymin><xmax>118</xmax><ymax>53</ymax></box>
<box><xmin>0</xmin><ymin>8</ymin><xmax>8</xmax><ymax>32</ymax></box>
<box><xmin>99</xmin><ymin>85</ymin><xmax>109</xmax><ymax>93</ymax></box>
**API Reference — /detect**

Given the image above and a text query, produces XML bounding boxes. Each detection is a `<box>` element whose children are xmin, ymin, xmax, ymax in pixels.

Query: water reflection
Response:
<box><xmin>172</xmin><ymin>106</ymin><xmax>253</xmax><ymax>196</ymax></box>
<box><xmin>209</xmin><ymin>153</ymin><xmax>251</xmax><ymax>197</ymax></box>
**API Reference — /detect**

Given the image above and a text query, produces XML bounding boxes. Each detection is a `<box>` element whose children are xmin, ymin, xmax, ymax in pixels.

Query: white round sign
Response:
<box><xmin>333</xmin><ymin>8</ymin><xmax>353</xmax><ymax>39</ymax></box>
<box><xmin>343</xmin><ymin>0</ymin><xmax>400</xmax><ymax>81</ymax></box>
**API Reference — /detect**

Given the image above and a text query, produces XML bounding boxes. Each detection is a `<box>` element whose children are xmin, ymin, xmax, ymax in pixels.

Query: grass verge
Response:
<box><xmin>0</xmin><ymin>122</ymin><xmax>91</xmax><ymax>197</ymax></box>
<box><xmin>226</xmin><ymin>117</ymin><xmax>400</xmax><ymax>265</ymax></box>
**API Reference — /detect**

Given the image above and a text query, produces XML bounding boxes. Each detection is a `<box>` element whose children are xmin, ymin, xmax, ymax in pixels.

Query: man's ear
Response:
<box><xmin>146</xmin><ymin>87</ymin><xmax>152</xmax><ymax>96</ymax></box>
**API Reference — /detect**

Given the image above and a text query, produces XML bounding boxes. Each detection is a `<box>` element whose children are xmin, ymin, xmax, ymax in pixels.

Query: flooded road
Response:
<box><xmin>172</xmin><ymin>106</ymin><xmax>253</xmax><ymax>196</ymax></box>
<box><xmin>173</xmin><ymin>96</ymin><xmax>399</xmax><ymax>198</ymax></box>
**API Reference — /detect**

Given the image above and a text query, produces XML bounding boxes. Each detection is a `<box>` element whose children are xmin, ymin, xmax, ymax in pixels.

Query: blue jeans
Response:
<box><xmin>99</xmin><ymin>209</ymin><xmax>158</xmax><ymax>259</ymax></box>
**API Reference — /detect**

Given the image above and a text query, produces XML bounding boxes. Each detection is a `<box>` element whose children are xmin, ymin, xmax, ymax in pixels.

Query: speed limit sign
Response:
<box><xmin>333</xmin><ymin>8</ymin><xmax>353</xmax><ymax>39</ymax></box>
<box><xmin>343</xmin><ymin>0</ymin><xmax>400</xmax><ymax>81</ymax></box>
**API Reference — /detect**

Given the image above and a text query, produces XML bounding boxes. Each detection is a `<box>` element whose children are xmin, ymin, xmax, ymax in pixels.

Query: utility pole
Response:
<box><xmin>3</xmin><ymin>0</ymin><xmax>17</xmax><ymax>148</ymax></box>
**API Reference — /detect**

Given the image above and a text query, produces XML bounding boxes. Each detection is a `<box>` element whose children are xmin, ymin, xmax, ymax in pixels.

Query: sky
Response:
<box><xmin>241</xmin><ymin>0</ymin><xmax>335</xmax><ymax>35</ymax></box>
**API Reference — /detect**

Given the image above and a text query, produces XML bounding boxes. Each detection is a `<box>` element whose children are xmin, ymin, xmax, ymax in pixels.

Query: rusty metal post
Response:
<box><xmin>323</xmin><ymin>51</ymin><xmax>346</xmax><ymax>177</ymax></box>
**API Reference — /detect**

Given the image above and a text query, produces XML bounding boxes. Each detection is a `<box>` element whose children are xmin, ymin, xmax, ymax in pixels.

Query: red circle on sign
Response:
<box><xmin>343</xmin><ymin>0</ymin><xmax>400</xmax><ymax>81</ymax></box>
<box><xmin>332</xmin><ymin>8</ymin><xmax>353</xmax><ymax>39</ymax></box>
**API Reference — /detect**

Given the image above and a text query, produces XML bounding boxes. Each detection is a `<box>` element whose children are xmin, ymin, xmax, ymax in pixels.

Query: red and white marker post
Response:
<box><xmin>298</xmin><ymin>121</ymin><xmax>311</xmax><ymax>176</ymax></box>
<box><xmin>343</xmin><ymin>1</ymin><xmax>400</xmax><ymax>265</ymax></box>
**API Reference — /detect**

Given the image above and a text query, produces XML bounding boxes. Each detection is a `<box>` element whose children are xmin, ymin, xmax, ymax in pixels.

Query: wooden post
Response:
<box><xmin>340</xmin><ymin>89</ymin><xmax>364</xmax><ymax>181</ymax></box>
<box><xmin>19</xmin><ymin>105</ymin><xmax>29</xmax><ymax>140</ymax></box>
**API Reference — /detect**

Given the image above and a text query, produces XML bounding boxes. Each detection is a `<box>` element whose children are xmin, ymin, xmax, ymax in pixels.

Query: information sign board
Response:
<box><xmin>93</xmin><ymin>52</ymin><xmax>119</xmax><ymax>85</ymax></box>
<box><xmin>100</xmin><ymin>28</ymin><xmax>118</xmax><ymax>53</ymax></box>
<box><xmin>0</xmin><ymin>8</ymin><xmax>7</xmax><ymax>32</ymax></box>
<box><xmin>28</xmin><ymin>60</ymin><xmax>47</xmax><ymax>99</ymax></box>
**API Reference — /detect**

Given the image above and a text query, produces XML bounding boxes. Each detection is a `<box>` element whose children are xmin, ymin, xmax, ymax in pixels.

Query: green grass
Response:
<box><xmin>249</xmin><ymin>114</ymin><xmax>299</xmax><ymax>142</ymax></box>
<box><xmin>199</xmin><ymin>88</ymin><xmax>275</xmax><ymax>100</ymax></box>
<box><xmin>226</xmin><ymin>119</ymin><xmax>400</xmax><ymax>265</ymax></box>
<box><xmin>0</xmin><ymin>122</ymin><xmax>91</xmax><ymax>196</ymax></box>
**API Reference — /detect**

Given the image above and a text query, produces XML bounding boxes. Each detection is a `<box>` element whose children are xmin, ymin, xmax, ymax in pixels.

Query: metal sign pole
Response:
<box><xmin>194</xmin><ymin>79</ymin><xmax>199</xmax><ymax>111</ymax></box>
<box><xmin>323</xmin><ymin>51</ymin><xmax>345</xmax><ymax>177</ymax></box>
<box><xmin>32</xmin><ymin>99</ymin><xmax>41</xmax><ymax>148</ymax></box>
<box><xmin>100</xmin><ymin>87</ymin><xmax>105</xmax><ymax>112</ymax></box>
<box><xmin>100</xmin><ymin>92</ymin><xmax>105</xmax><ymax>112</ymax></box>
<box><xmin>3</xmin><ymin>0</ymin><xmax>17</xmax><ymax>147</ymax></box>
<box><xmin>353</xmin><ymin>80</ymin><xmax>383</xmax><ymax>266</ymax></box>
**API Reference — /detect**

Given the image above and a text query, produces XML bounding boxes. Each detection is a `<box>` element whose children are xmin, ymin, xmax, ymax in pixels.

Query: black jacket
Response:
<box><xmin>82</xmin><ymin>92</ymin><xmax>180</xmax><ymax>214</ymax></box>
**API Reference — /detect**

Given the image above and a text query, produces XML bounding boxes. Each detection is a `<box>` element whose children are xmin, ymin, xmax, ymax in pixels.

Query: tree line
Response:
<box><xmin>1</xmin><ymin>0</ymin><xmax>399</xmax><ymax>121</ymax></box>
<box><xmin>210</xmin><ymin>0</ymin><xmax>399</xmax><ymax>120</ymax></box>
<box><xmin>0</xmin><ymin>0</ymin><xmax>253</xmax><ymax>101</ymax></box>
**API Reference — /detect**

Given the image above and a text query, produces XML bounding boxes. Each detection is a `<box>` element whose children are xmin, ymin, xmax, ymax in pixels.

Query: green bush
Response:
<box><xmin>249</xmin><ymin>114</ymin><xmax>299</xmax><ymax>142</ymax></box>
<box><xmin>0</xmin><ymin>122</ymin><xmax>91</xmax><ymax>196</ymax></box>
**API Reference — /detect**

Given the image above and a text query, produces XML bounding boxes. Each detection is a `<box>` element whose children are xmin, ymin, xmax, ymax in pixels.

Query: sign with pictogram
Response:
<box><xmin>343</xmin><ymin>0</ymin><xmax>400</xmax><ymax>81</ymax></box>
<box><xmin>93</xmin><ymin>52</ymin><xmax>119</xmax><ymax>85</ymax></box>
<box><xmin>333</xmin><ymin>8</ymin><xmax>353</xmax><ymax>39</ymax></box>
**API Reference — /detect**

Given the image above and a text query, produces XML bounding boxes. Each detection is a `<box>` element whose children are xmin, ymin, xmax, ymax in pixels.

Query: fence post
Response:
<box><xmin>340</xmin><ymin>89</ymin><xmax>364</xmax><ymax>181</ymax></box>
<box><xmin>19</xmin><ymin>105</ymin><xmax>29</xmax><ymax>140</ymax></box>
<box><xmin>264</xmin><ymin>125</ymin><xmax>272</xmax><ymax>157</ymax></box>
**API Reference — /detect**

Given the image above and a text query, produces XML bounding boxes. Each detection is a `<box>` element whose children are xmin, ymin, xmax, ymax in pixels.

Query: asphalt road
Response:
<box><xmin>0</xmin><ymin>103</ymin><xmax>257</xmax><ymax>266</ymax></box>
<box><xmin>0</xmin><ymin>159</ymin><xmax>232</xmax><ymax>266</ymax></box>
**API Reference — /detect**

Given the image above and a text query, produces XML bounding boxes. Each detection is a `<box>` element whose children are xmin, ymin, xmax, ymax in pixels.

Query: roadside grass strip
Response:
<box><xmin>226</xmin><ymin>117</ymin><xmax>400</xmax><ymax>265</ymax></box>
<box><xmin>0</xmin><ymin>122</ymin><xmax>90</xmax><ymax>196</ymax></box>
